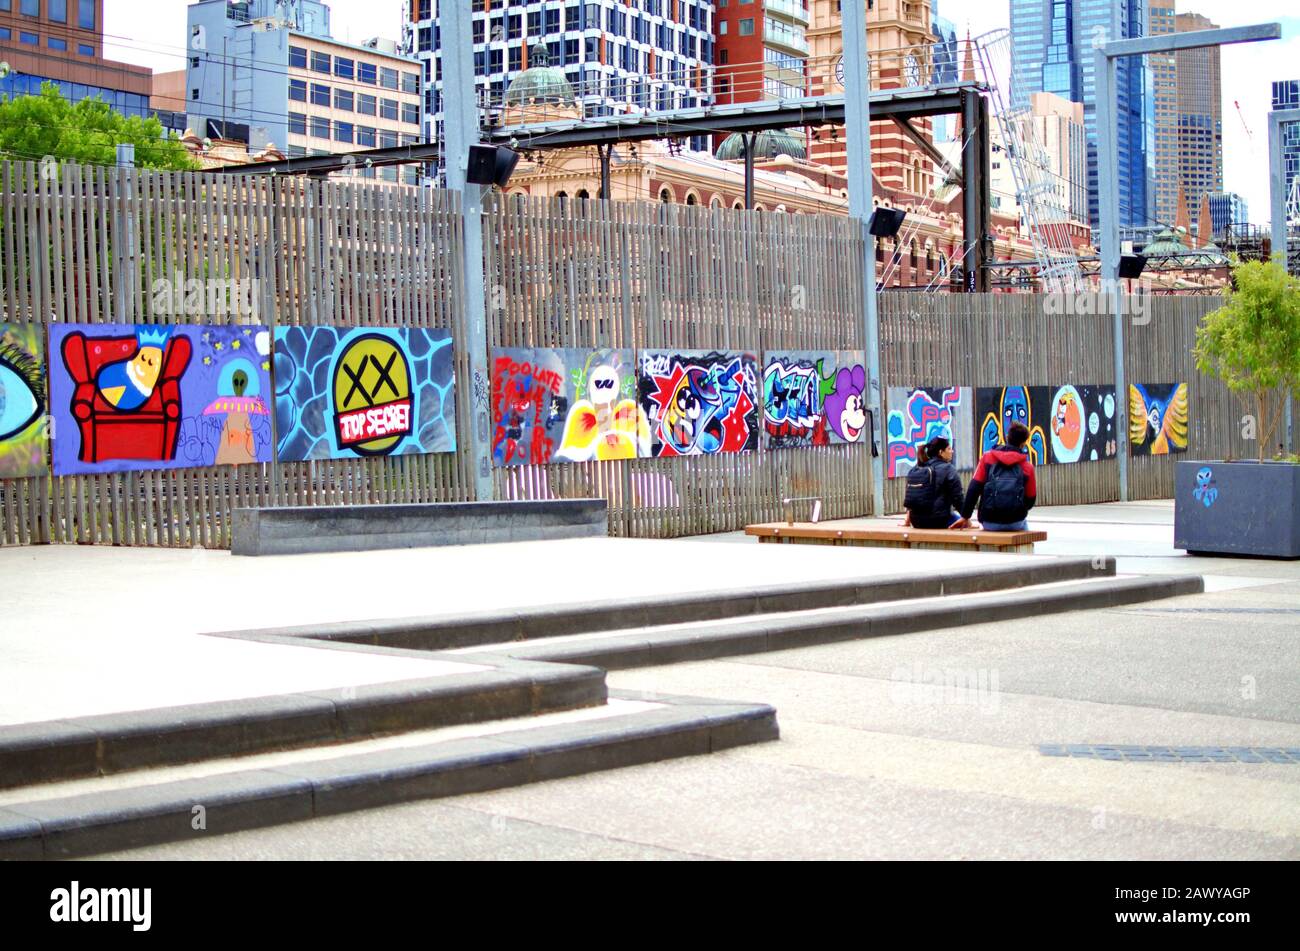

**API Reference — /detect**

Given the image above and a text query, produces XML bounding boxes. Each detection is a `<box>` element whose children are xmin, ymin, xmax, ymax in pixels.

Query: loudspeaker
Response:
<box><xmin>466</xmin><ymin>144</ymin><xmax>522</xmax><ymax>188</ymax></box>
<box><xmin>1119</xmin><ymin>253</ymin><xmax>1147</xmax><ymax>280</ymax></box>
<box><xmin>868</xmin><ymin>207</ymin><xmax>907</xmax><ymax>238</ymax></box>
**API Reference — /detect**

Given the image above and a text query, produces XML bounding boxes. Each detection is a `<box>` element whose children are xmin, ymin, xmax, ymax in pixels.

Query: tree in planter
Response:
<box><xmin>1194</xmin><ymin>258</ymin><xmax>1300</xmax><ymax>461</ymax></box>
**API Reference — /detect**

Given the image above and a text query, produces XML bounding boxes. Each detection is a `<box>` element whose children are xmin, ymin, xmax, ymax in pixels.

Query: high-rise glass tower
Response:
<box><xmin>1010</xmin><ymin>0</ymin><xmax>1150</xmax><ymax>229</ymax></box>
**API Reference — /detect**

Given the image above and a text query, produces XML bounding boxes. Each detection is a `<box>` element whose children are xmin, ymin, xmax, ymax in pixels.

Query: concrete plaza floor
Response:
<box><xmin>76</xmin><ymin>500</ymin><xmax>1300</xmax><ymax>860</ymax></box>
<box><xmin>0</xmin><ymin>537</ymin><xmax>1049</xmax><ymax>726</ymax></box>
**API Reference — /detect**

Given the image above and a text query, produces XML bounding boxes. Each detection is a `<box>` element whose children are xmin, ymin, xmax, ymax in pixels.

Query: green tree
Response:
<box><xmin>1194</xmin><ymin>258</ymin><xmax>1300</xmax><ymax>461</ymax></box>
<box><xmin>0</xmin><ymin>82</ymin><xmax>197</xmax><ymax>170</ymax></box>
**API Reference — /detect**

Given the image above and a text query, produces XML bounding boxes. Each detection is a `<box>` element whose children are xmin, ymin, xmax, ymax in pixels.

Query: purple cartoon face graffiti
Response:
<box><xmin>825</xmin><ymin>365</ymin><xmax>867</xmax><ymax>442</ymax></box>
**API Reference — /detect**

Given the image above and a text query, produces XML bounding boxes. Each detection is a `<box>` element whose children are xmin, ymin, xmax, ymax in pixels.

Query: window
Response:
<box><xmin>288</xmin><ymin>113</ymin><xmax>307</xmax><ymax>135</ymax></box>
<box><xmin>311</xmin><ymin>51</ymin><xmax>331</xmax><ymax>74</ymax></box>
<box><xmin>310</xmin><ymin>117</ymin><xmax>330</xmax><ymax>139</ymax></box>
<box><xmin>402</xmin><ymin>102</ymin><xmax>419</xmax><ymax>125</ymax></box>
<box><xmin>334</xmin><ymin>121</ymin><xmax>354</xmax><ymax>144</ymax></box>
<box><xmin>334</xmin><ymin>57</ymin><xmax>354</xmax><ymax>80</ymax></box>
<box><xmin>77</xmin><ymin>0</ymin><xmax>93</xmax><ymax>28</ymax></box>
<box><xmin>380</xmin><ymin>67</ymin><xmax>399</xmax><ymax>90</ymax></box>
<box><xmin>19</xmin><ymin>31</ymin><xmax>37</xmax><ymax>45</ymax></box>
<box><xmin>357</xmin><ymin>93</ymin><xmax>377</xmax><ymax>116</ymax></box>
<box><xmin>288</xmin><ymin>79</ymin><xmax>307</xmax><ymax>102</ymax></box>
<box><xmin>47</xmin><ymin>37</ymin><xmax>67</xmax><ymax>51</ymax></box>
<box><xmin>719</xmin><ymin>21</ymin><xmax>727</xmax><ymax>35</ymax></box>
<box><xmin>78</xmin><ymin>43</ymin><xmax>93</xmax><ymax>56</ymax></box>
<box><xmin>402</xmin><ymin>71</ymin><xmax>420</xmax><ymax>94</ymax></box>
<box><xmin>359</xmin><ymin>62</ymin><xmax>377</xmax><ymax>85</ymax></box>
<box><xmin>49</xmin><ymin>0</ymin><xmax>67</xmax><ymax>22</ymax></box>
<box><xmin>191</xmin><ymin>88</ymin><xmax>200</xmax><ymax>101</ymax></box>
<box><xmin>379</xmin><ymin>129</ymin><xmax>398</xmax><ymax>149</ymax></box>
<box><xmin>289</xmin><ymin>46</ymin><xmax>307</xmax><ymax>69</ymax></box>
<box><xmin>311</xmin><ymin>83</ymin><xmax>330</xmax><ymax>106</ymax></box>
<box><xmin>738</xmin><ymin>18</ymin><xmax>754</xmax><ymax>36</ymax></box>
<box><xmin>19</xmin><ymin>0</ymin><xmax>36</xmax><ymax>15</ymax></box>
<box><xmin>357</xmin><ymin>126</ymin><xmax>376</xmax><ymax>147</ymax></box>
<box><xmin>380</xmin><ymin>98</ymin><xmax>398</xmax><ymax>120</ymax></box>
<box><xmin>0</xmin><ymin>28</ymin><xmax>9</xmax><ymax>40</ymax></box>
<box><xmin>0</xmin><ymin>1</ymin><xmax>10</xmax><ymax>11</ymax></box>
<box><xmin>335</xmin><ymin>89</ymin><xmax>353</xmax><ymax>111</ymax></box>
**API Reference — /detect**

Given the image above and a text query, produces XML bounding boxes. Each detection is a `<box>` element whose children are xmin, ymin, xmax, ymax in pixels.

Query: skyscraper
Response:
<box><xmin>930</xmin><ymin>0</ymin><xmax>958</xmax><ymax>142</ymax></box>
<box><xmin>1010</xmin><ymin>0</ymin><xmax>1150</xmax><ymax>229</ymax></box>
<box><xmin>1276</xmin><ymin>80</ymin><xmax>1300</xmax><ymax>228</ymax></box>
<box><xmin>1174</xmin><ymin>12</ymin><xmax>1222</xmax><ymax>228</ymax></box>
<box><xmin>1148</xmin><ymin>0</ymin><xmax>1178</xmax><ymax>228</ymax></box>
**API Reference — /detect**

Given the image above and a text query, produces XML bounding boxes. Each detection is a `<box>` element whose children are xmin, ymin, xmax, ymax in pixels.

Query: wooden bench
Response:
<box><xmin>744</xmin><ymin>522</ymin><xmax>1047</xmax><ymax>554</ymax></box>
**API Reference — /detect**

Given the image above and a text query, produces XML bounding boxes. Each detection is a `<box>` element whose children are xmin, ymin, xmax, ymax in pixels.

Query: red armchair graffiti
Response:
<box><xmin>61</xmin><ymin>330</ymin><xmax>193</xmax><ymax>464</ymax></box>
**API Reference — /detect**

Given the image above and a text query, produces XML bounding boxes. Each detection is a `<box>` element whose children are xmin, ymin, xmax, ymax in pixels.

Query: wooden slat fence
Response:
<box><xmin>0</xmin><ymin>161</ymin><xmax>1254</xmax><ymax>545</ymax></box>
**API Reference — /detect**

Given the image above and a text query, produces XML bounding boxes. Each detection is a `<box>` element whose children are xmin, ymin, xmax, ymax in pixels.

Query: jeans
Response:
<box><xmin>981</xmin><ymin>519</ymin><xmax>1028</xmax><ymax>532</ymax></box>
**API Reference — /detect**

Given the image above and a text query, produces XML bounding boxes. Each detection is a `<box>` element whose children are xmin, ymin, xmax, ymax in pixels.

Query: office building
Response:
<box><xmin>186</xmin><ymin>0</ymin><xmax>423</xmax><ymax>180</ymax></box>
<box><xmin>1009</xmin><ymin>0</ymin><xmax>1150</xmax><ymax>228</ymax></box>
<box><xmin>0</xmin><ymin>0</ymin><xmax>151</xmax><ymax>118</ymax></box>
<box><xmin>406</xmin><ymin>0</ymin><xmax>716</xmax><ymax>156</ymax></box>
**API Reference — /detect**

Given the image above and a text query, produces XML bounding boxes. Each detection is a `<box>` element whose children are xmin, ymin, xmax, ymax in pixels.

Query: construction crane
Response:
<box><xmin>1234</xmin><ymin>100</ymin><xmax>1253</xmax><ymax>141</ymax></box>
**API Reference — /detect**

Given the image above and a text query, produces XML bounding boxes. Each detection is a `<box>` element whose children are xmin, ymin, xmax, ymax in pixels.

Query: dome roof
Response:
<box><xmin>504</xmin><ymin>44</ymin><xmax>577</xmax><ymax>106</ymax></box>
<box><xmin>715</xmin><ymin>128</ymin><xmax>807</xmax><ymax>162</ymax></box>
<box><xmin>1142</xmin><ymin>228</ymin><xmax>1190</xmax><ymax>258</ymax></box>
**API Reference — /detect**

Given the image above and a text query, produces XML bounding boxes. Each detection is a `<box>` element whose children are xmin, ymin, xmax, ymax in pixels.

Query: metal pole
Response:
<box><xmin>840</xmin><ymin>0</ymin><xmax>884</xmax><ymax>517</ymax></box>
<box><xmin>441</xmin><ymin>0</ymin><xmax>493</xmax><ymax>500</ymax></box>
<box><xmin>743</xmin><ymin>133</ymin><xmax>755</xmax><ymax>209</ymax></box>
<box><xmin>598</xmin><ymin>144</ymin><xmax>611</xmax><ymax>200</ymax></box>
<box><xmin>1096</xmin><ymin>51</ymin><xmax>1127</xmax><ymax>500</ymax></box>
<box><xmin>1271</xmin><ymin>109</ymin><xmax>1300</xmax><ymax>452</ymax></box>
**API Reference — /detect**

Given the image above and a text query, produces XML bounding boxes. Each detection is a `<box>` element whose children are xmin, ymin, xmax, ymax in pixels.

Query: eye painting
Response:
<box><xmin>0</xmin><ymin>342</ymin><xmax>44</xmax><ymax>442</ymax></box>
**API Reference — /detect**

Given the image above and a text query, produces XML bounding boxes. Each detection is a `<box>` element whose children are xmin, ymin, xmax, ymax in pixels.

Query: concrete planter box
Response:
<box><xmin>1174</xmin><ymin>460</ymin><xmax>1300</xmax><ymax>558</ymax></box>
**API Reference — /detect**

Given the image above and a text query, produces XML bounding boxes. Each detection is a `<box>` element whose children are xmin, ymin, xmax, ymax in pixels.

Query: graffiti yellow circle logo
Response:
<box><xmin>332</xmin><ymin>334</ymin><xmax>414</xmax><ymax>455</ymax></box>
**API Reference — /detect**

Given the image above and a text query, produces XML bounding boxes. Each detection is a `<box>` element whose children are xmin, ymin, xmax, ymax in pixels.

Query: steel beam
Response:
<box><xmin>1100</xmin><ymin>22</ymin><xmax>1280</xmax><ymax>59</ymax></box>
<box><xmin>218</xmin><ymin>84</ymin><xmax>986</xmax><ymax>177</ymax></box>
<box><xmin>841</xmin><ymin>0</ymin><xmax>885</xmax><ymax>516</ymax></box>
<box><xmin>743</xmin><ymin>133</ymin><xmax>756</xmax><ymax>209</ymax></box>
<box><xmin>894</xmin><ymin>117</ymin><xmax>962</xmax><ymax>189</ymax></box>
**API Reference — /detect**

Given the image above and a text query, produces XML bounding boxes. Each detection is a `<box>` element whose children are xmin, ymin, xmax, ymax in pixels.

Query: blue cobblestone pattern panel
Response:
<box><xmin>1039</xmin><ymin>745</ymin><xmax>1300</xmax><ymax>763</ymax></box>
<box><xmin>274</xmin><ymin>326</ymin><xmax>455</xmax><ymax>461</ymax></box>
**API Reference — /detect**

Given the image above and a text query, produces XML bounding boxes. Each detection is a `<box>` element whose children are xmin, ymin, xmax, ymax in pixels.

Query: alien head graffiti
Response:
<box><xmin>1192</xmin><ymin>466</ymin><xmax>1218</xmax><ymax>508</ymax></box>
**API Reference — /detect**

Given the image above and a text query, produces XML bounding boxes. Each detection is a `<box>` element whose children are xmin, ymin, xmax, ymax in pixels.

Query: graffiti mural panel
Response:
<box><xmin>975</xmin><ymin>385</ymin><xmax>1051</xmax><ymax>466</ymax></box>
<box><xmin>1129</xmin><ymin>382</ymin><xmax>1189</xmax><ymax>456</ymax></box>
<box><xmin>491</xmin><ymin>348</ymin><xmax>646</xmax><ymax>465</ymax></box>
<box><xmin>274</xmin><ymin>326</ymin><xmax>456</xmax><ymax>461</ymax></box>
<box><xmin>639</xmin><ymin>350</ymin><xmax>759</xmax><ymax>456</ymax></box>
<box><xmin>0</xmin><ymin>323</ymin><xmax>47</xmax><ymax>478</ymax></box>
<box><xmin>1047</xmin><ymin>384</ymin><xmax>1119</xmax><ymax>463</ymax></box>
<box><xmin>885</xmin><ymin>386</ymin><xmax>975</xmax><ymax>477</ymax></box>
<box><xmin>762</xmin><ymin>351</ymin><xmax>867</xmax><ymax>449</ymax></box>
<box><xmin>48</xmin><ymin>324</ymin><xmax>274</xmax><ymax>475</ymax></box>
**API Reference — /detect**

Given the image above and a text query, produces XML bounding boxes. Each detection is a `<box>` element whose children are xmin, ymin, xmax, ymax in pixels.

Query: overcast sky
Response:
<box><xmin>104</xmin><ymin>0</ymin><xmax>1299</xmax><ymax>225</ymax></box>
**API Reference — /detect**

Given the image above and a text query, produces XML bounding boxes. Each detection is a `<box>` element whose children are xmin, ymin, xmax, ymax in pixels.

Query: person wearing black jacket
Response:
<box><xmin>902</xmin><ymin>435</ymin><xmax>965</xmax><ymax>529</ymax></box>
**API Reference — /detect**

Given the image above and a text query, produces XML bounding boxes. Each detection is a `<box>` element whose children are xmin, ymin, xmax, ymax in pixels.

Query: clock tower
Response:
<box><xmin>808</xmin><ymin>0</ymin><xmax>940</xmax><ymax>195</ymax></box>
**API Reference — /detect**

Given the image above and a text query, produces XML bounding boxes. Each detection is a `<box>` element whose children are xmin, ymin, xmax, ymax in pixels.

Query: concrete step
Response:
<box><xmin>218</xmin><ymin>556</ymin><xmax>1117</xmax><ymax>653</ymax></box>
<box><xmin>0</xmin><ymin>657</ymin><xmax>606</xmax><ymax>790</ymax></box>
<box><xmin>0</xmin><ymin>694</ymin><xmax>777</xmax><ymax>860</ymax></box>
<box><xmin>457</xmin><ymin>574</ymin><xmax>1205</xmax><ymax>671</ymax></box>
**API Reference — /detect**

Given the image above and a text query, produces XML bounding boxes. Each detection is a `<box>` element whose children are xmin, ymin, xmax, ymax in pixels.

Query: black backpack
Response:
<box><xmin>904</xmin><ymin>464</ymin><xmax>937</xmax><ymax>511</ymax></box>
<box><xmin>983</xmin><ymin>459</ymin><xmax>1026</xmax><ymax>519</ymax></box>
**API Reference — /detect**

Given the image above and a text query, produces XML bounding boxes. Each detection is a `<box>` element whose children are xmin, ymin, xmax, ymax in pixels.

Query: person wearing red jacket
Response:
<box><xmin>955</xmin><ymin>422</ymin><xmax>1037</xmax><ymax>531</ymax></box>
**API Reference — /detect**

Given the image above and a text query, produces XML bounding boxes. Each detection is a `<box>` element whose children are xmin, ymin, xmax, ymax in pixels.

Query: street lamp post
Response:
<box><xmin>840</xmin><ymin>0</ymin><xmax>886</xmax><ymax>516</ymax></box>
<box><xmin>1096</xmin><ymin>22</ymin><xmax>1281</xmax><ymax>500</ymax></box>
